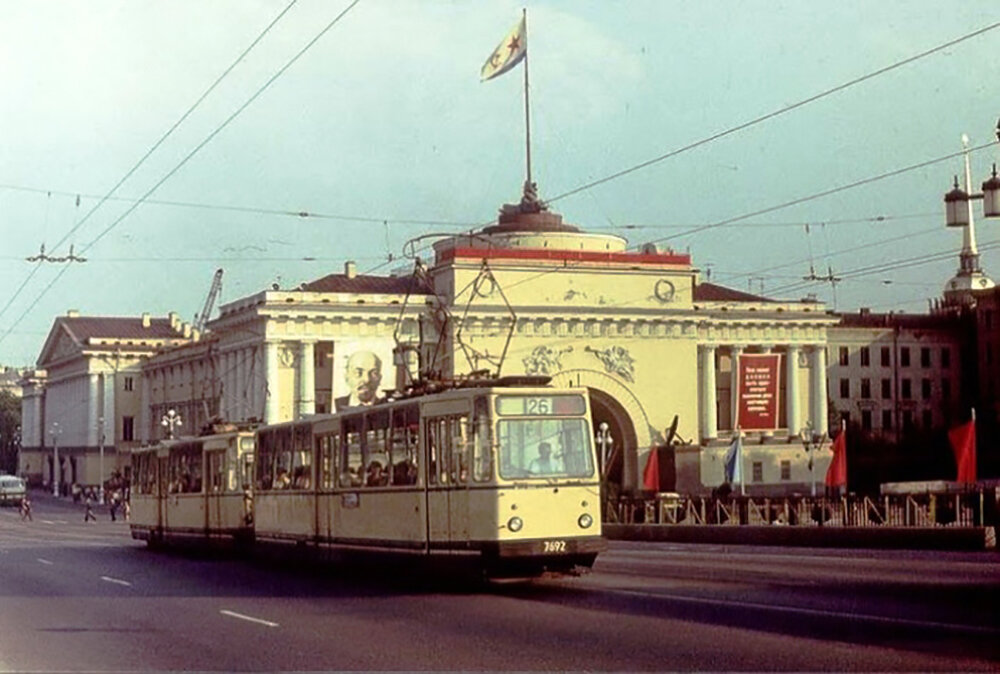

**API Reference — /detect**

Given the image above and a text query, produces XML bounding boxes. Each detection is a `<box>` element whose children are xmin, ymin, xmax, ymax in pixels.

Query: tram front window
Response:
<box><xmin>497</xmin><ymin>418</ymin><xmax>594</xmax><ymax>479</ymax></box>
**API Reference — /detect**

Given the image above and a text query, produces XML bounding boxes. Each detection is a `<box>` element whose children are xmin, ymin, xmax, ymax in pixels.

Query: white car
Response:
<box><xmin>0</xmin><ymin>475</ymin><xmax>27</xmax><ymax>506</ymax></box>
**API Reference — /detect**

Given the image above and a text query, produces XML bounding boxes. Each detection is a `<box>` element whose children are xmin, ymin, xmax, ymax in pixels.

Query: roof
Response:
<box><xmin>836</xmin><ymin>311</ymin><xmax>961</xmax><ymax>330</ymax></box>
<box><xmin>301</xmin><ymin>273</ymin><xmax>432</xmax><ymax>295</ymax></box>
<box><xmin>60</xmin><ymin>317</ymin><xmax>181</xmax><ymax>341</ymax></box>
<box><xmin>693</xmin><ymin>282</ymin><xmax>773</xmax><ymax>303</ymax></box>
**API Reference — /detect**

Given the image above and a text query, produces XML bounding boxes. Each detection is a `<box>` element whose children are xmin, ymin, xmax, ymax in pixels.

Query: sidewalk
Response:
<box><xmin>28</xmin><ymin>487</ymin><xmax>121</xmax><ymax>520</ymax></box>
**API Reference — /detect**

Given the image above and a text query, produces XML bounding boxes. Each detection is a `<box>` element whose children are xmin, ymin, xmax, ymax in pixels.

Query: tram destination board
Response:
<box><xmin>495</xmin><ymin>394</ymin><xmax>586</xmax><ymax>416</ymax></box>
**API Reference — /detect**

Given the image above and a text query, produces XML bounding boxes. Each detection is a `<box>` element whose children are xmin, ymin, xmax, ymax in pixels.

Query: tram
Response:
<box><xmin>130</xmin><ymin>428</ymin><xmax>256</xmax><ymax>546</ymax></box>
<box><xmin>131</xmin><ymin>379</ymin><xmax>605</xmax><ymax>577</ymax></box>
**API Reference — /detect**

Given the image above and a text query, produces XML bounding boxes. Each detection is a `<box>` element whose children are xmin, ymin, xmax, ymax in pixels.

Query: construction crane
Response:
<box><xmin>194</xmin><ymin>269</ymin><xmax>223</xmax><ymax>332</ymax></box>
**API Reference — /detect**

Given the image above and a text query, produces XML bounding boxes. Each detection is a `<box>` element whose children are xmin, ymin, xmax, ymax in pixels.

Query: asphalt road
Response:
<box><xmin>0</xmin><ymin>491</ymin><xmax>997</xmax><ymax>672</ymax></box>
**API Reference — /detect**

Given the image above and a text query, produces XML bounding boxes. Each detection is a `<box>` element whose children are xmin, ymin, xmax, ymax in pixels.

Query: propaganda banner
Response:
<box><xmin>736</xmin><ymin>353</ymin><xmax>782</xmax><ymax>431</ymax></box>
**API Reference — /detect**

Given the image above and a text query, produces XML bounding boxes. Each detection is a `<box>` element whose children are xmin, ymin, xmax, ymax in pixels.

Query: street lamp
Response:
<box><xmin>801</xmin><ymin>421</ymin><xmax>824</xmax><ymax>497</ymax></box>
<box><xmin>161</xmin><ymin>409</ymin><xmax>182</xmax><ymax>440</ymax></box>
<box><xmin>595</xmin><ymin>422</ymin><xmax>613</xmax><ymax>478</ymax></box>
<box><xmin>98</xmin><ymin>416</ymin><xmax>105</xmax><ymax>503</ymax></box>
<box><xmin>943</xmin><ymin>126</ymin><xmax>1000</xmax><ymax>227</ymax></box>
<box><xmin>49</xmin><ymin>422</ymin><xmax>61</xmax><ymax>497</ymax></box>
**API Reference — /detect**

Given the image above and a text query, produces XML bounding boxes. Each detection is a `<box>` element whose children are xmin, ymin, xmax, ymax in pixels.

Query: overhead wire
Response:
<box><xmin>0</xmin><ymin>0</ymin><xmax>364</xmax><ymax>349</ymax></box>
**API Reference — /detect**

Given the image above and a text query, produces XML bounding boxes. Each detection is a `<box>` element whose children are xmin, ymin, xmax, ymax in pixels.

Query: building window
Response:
<box><xmin>861</xmin><ymin>379</ymin><xmax>871</xmax><ymax>399</ymax></box>
<box><xmin>861</xmin><ymin>410</ymin><xmax>872</xmax><ymax>431</ymax></box>
<box><xmin>901</xmin><ymin>379</ymin><xmax>912</xmax><ymax>399</ymax></box>
<box><xmin>920</xmin><ymin>347</ymin><xmax>931</xmax><ymax>368</ymax></box>
<box><xmin>902</xmin><ymin>410</ymin><xmax>913</xmax><ymax>430</ymax></box>
<box><xmin>922</xmin><ymin>409</ymin><xmax>933</xmax><ymax>429</ymax></box>
<box><xmin>860</xmin><ymin>347</ymin><xmax>870</xmax><ymax>367</ymax></box>
<box><xmin>123</xmin><ymin>376</ymin><xmax>134</xmax><ymax>392</ymax></box>
<box><xmin>921</xmin><ymin>378</ymin><xmax>932</xmax><ymax>400</ymax></box>
<box><xmin>839</xmin><ymin>378</ymin><xmax>850</xmax><ymax>399</ymax></box>
<box><xmin>122</xmin><ymin>416</ymin><xmax>134</xmax><ymax>442</ymax></box>
<box><xmin>780</xmin><ymin>460</ymin><xmax>791</xmax><ymax>481</ymax></box>
<box><xmin>900</xmin><ymin>347</ymin><xmax>910</xmax><ymax>367</ymax></box>
<box><xmin>881</xmin><ymin>378</ymin><xmax>891</xmax><ymax>399</ymax></box>
<box><xmin>941</xmin><ymin>348</ymin><xmax>951</xmax><ymax>369</ymax></box>
<box><xmin>882</xmin><ymin>409</ymin><xmax>893</xmax><ymax>430</ymax></box>
<box><xmin>752</xmin><ymin>462</ymin><xmax>763</xmax><ymax>483</ymax></box>
<box><xmin>881</xmin><ymin>347</ymin><xmax>891</xmax><ymax>367</ymax></box>
<box><xmin>839</xmin><ymin>347</ymin><xmax>849</xmax><ymax>366</ymax></box>
<box><xmin>942</xmin><ymin>379</ymin><xmax>951</xmax><ymax>402</ymax></box>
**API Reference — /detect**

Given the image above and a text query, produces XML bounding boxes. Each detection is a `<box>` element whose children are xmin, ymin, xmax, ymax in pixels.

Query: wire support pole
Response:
<box><xmin>522</xmin><ymin>8</ymin><xmax>532</xmax><ymax>187</ymax></box>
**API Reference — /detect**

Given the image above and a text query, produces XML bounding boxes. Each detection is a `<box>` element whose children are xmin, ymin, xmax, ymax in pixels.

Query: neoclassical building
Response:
<box><xmin>137</xmin><ymin>196</ymin><xmax>837</xmax><ymax>495</ymax></box>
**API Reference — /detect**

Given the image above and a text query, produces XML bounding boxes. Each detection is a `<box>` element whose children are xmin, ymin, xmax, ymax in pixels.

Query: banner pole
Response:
<box><xmin>522</xmin><ymin>7</ymin><xmax>532</xmax><ymax>187</ymax></box>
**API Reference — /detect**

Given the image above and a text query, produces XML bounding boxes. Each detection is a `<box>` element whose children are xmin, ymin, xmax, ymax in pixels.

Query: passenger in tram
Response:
<box><xmin>276</xmin><ymin>468</ymin><xmax>291</xmax><ymax>490</ymax></box>
<box><xmin>366</xmin><ymin>461</ymin><xmax>388</xmax><ymax>487</ymax></box>
<box><xmin>528</xmin><ymin>442</ymin><xmax>562</xmax><ymax>475</ymax></box>
<box><xmin>292</xmin><ymin>467</ymin><xmax>310</xmax><ymax>490</ymax></box>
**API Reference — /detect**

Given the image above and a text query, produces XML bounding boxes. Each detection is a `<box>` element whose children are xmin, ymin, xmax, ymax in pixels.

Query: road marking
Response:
<box><xmin>37</xmin><ymin>558</ymin><xmax>54</xmax><ymax>565</ymax></box>
<box><xmin>220</xmin><ymin>610</ymin><xmax>279</xmax><ymax>627</ymax></box>
<box><xmin>40</xmin><ymin>519</ymin><xmax>55</xmax><ymax>524</ymax></box>
<box><xmin>100</xmin><ymin>576</ymin><xmax>132</xmax><ymax>587</ymax></box>
<box><xmin>606</xmin><ymin>588</ymin><xmax>1000</xmax><ymax>636</ymax></box>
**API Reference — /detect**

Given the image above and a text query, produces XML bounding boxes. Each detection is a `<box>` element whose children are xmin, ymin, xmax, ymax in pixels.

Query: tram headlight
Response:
<box><xmin>507</xmin><ymin>516</ymin><xmax>523</xmax><ymax>532</ymax></box>
<box><xmin>578</xmin><ymin>513</ymin><xmax>593</xmax><ymax>529</ymax></box>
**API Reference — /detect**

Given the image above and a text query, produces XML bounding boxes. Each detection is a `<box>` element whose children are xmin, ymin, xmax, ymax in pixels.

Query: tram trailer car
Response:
<box><xmin>130</xmin><ymin>430</ymin><xmax>255</xmax><ymax>547</ymax></box>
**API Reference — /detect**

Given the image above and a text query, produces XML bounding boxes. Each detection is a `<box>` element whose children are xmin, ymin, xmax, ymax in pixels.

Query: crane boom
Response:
<box><xmin>195</xmin><ymin>268</ymin><xmax>223</xmax><ymax>332</ymax></box>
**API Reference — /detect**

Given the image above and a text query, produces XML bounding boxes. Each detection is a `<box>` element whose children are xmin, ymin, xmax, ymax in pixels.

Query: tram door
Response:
<box><xmin>157</xmin><ymin>453</ymin><xmax>169</xmax><ymax>535</ymax></box>
<box><xmin>424</xmin><ymin>407</ymin><xmax>470</xmax><ymax>549</ymax></box>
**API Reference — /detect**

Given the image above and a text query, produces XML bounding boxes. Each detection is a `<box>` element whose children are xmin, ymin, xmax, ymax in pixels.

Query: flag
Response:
<box><xmin>948</xmin><ymin>420</ymin><xmax>977</xmax><ymax>483</ymax></box>
<box><xmin>480</xmin><ymin>15</ymin><xmax>527</xmax><ymax>81</ymax></box>
<box><xmin>825</xmin><ymin>429</ymin><xmax>847</xmax><ymax>488</ymax></box>
<box><xmin>724</xmin><ymin>434</ymin><xmax>742</xmax><ymax>484</ymax></box>
<box><xmin>642</xmin><ymin>448</ymin><xmax>660</xmax><ymax>491</ymax></box>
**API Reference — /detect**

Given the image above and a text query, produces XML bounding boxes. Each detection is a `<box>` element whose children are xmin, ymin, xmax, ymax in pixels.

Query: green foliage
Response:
<box><xmin>0</xmin><ymin>390</ymin><xmax>20</xmax><ymax>474</ymax></box>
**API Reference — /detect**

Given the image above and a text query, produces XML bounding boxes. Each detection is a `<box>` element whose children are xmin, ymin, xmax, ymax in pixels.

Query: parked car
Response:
<box><xmin>0</xmin><ymin>475</ymin><xmax>27</xmax><ymax>506</ymax></box>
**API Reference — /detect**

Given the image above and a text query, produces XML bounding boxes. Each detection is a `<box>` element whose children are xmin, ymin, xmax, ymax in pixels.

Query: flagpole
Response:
<box><xmin>522</xmin><ymin>7</ymin><xmax>532</xmax><ymax>188</ymax></box>
<box><xmin>738</xmin><ymin>427</ymin><xmax>745</xmax><ymax>496</ymax></box>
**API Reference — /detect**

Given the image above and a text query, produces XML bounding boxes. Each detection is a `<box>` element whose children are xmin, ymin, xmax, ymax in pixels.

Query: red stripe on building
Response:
<box><xmin>437</xmin><ymin>247</ymin><xmax>691</xmax><ymax>266</ymax></box>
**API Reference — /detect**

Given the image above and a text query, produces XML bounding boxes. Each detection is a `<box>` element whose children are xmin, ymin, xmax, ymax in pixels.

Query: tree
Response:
<box><xmin>0</xmin><ymin>391</ymin><xmax>21</xmax><ymax>475</ymax></box>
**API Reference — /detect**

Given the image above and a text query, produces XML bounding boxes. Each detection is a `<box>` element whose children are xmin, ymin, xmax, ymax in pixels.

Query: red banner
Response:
<box><xmin>736</xmin><ymin>353</ymin><xmax>782</xmax><ymax>431</ymax></box>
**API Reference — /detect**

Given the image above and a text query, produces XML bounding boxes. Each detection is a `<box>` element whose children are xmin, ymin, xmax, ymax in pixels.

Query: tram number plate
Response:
<box><xmin>543</xmin><ymin>540</ymin><xmax>567</xmax><ymax>553</ymax></box>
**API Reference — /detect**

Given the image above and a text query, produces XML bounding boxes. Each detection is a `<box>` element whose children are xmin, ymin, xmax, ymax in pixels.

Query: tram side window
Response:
<box><xmin>134</xmin><ymin>454</ymin><xmax>156</xmax><ymax>495</ymax></box>
<box><xmin>255</xmin><ymin>428</ymin><xmax>283</xmax><ymax>490</ymax></box>
<box><xmin>339</xmin><ymin>417</ymin><xmax>364</xmax><ymax>488</ymax></box>
<box><xmin>390</xmin><ymin>405</ymin><xmax>419</xmax><ymax>486</ymax></box>
<box><xmin>472</xmin><ymin>397</ymin><xmax>492</xmax><ymax>482</ymax></box>
<box><xmin>168</xmin><ymin>443</ymin><xmax>202</xmax><ymax>493</ymax></box>
<box><xmin>365</xmin><ymin>425</ymin><xmax>390</xmax><ymax>487</ymax></box>
<box><xmin>207</xmin><ymin>450</ymin><xmax>226</xmax><ymax>492</ymax></box>
<box><xmin>291</xmin><ymin>423</ymin><xmax>313</xmax><ymax>489</ymax></box>
<box><xmin>426</xmin><ymin>415</ymin><xmax>470</xmax><ymax>485</ymax></box>
<box><xmin>317</xmin><ymin>433</ymin><xmax>339</xmax><ymax>490</ymax></box>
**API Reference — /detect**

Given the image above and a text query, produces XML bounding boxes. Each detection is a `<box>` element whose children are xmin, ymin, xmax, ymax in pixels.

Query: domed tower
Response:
<box><xmin>942</xmin><ymin>134</ymin><xmax>995</xmax><ymax>308</ymax></box>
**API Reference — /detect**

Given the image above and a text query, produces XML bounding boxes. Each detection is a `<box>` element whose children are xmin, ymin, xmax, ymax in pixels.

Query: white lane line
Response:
<box><xmin>40</xmin><ymin>519</ymin><xmax>55</xmax><ymax>524</ymax></box>
<box><xmin>607</xmin><ymin>588</ymin><xmax>1000</xmax><ymax>636</ymax></box>
<box><xmin>100</xmin><ymin>575</ymin><xmax>132</xmax><ymax>587</ymax></box>
<box><xmin>220</xmin><ymin>610</ymin><xmax>279</xmax><ymax>627</ymax></box>
<box><xmin>37</xmin><ymin>558</ymin><xmax>54</xmax><ymax>565</ymax></box>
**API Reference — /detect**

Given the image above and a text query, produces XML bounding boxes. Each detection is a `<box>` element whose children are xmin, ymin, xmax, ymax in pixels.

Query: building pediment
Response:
<box><xmin>37</xmin><ymin>324</ymin><xmax>81</xmax><ymax>368</ymax></box>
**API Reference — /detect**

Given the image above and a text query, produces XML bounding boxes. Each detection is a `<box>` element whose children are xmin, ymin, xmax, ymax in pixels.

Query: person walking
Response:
<box><xmin>84</xmin><ymin>494</ymin><xmax>97</xmax><ymax>522</ymax></box>
<box><xmin>109</xmin><ymin>491</ymin><xmax>119</xmax><ymax>522</ymax></box>
<box><xmin>19</xmin><ymin>495</ymin><xmax>32</xmax><ymax>521</ymax></box>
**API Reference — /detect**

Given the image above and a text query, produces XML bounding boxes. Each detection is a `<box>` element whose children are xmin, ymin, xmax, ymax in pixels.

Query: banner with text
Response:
<box><xmin>736</xmin><ymin>353</ymin><xmax>782</xmax><ymax>431</ymax></box>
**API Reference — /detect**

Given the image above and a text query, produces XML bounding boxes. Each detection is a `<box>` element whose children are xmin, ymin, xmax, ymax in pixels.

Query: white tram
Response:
<box><xmin>131</xmin><ymin>380</ymin><xmax>605</xmax><ymax>577</ymax></box>
<box><xmin>130</xmin><ymin>429</ymin><xmax>256</xmax><ymax>546</ymax></box>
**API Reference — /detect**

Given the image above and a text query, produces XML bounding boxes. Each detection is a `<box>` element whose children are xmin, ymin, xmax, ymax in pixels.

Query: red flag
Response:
<box><xmin>642</xmin><ymin>448</ymin><xmax>660</xmax><ymax>491</ymax></box>
<box><xmin>948</xmin><ymin>421</ymin><xmax>977</xmax><ymax>483</ymax></box>
<box><xmin>825</xmin><ymin>430</ymin><xmax>847</xmax><ymax>488</ymax></box>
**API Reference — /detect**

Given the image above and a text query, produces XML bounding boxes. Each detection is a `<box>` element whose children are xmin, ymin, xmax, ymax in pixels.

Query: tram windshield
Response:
<box><xmin>497</xmin><ymin>418</ymin><xmax>594</xmax><ymax>479</ymax></box>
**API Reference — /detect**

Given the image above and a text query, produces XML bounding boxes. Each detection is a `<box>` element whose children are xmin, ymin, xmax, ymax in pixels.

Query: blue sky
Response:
<box><xmin>1</xmin><ymin>1</ymin><xmax>999</xmax><ymax>364</ymax></box>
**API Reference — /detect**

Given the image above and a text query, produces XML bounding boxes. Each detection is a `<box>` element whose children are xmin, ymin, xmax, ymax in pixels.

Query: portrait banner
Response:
<box><xmin>332</xmin><ymin>338</ymin><xmax>395</xmax><ymax>412</ymax></box>
<box><xmin>736</xmin><ymin>353</ymin><xmax>781</xmax><ymax>431</ymax></box>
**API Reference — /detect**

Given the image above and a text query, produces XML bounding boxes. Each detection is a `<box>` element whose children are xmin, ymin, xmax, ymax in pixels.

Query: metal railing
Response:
<box><xmin>608</xmin><ymin>490</ymin><xmax>997</xmax><ymax>528</ymax></box>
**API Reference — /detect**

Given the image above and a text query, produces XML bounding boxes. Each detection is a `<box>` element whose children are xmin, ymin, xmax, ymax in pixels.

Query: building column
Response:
<box><xmin>698</xmin><ymin>345</ymin><xmax>718</xmax><ymax>442</ymax></box>
<box><xmin>265</xmin><ymin>340</ymin><xmax>281</xmax><ymax>423</ymax></box>
<box><xmin>87</xmin><ymin>374</ymin><xmax>100</xmax><ymax>447</ymax></box>
<box><xmin>730</xmin><ymin>345</ymin><xmax>744</xmax><ymax>430</ymax></box>
<box><xmin>809</xmin><ymin>345</ymin><xmax>828</xmax><ymax>437</ymax></box>
<box><xmin>235</xmin><ymin>347</ymin><xmax>246</xmax><ymax>421</ymax></box>
<box><xmin>298</xmin><ymin>341</ymin><xmax>316</xmax><ymax>418</ymax></box>
<box><xmin>786</xmin><ymin>345</ymin><xmax>801</xmax><ymax>438</ymax></box>
<box><xmin>224</xmin><ymin>351</ymin><xmax>235</xmax><ymax>421</ymax></box>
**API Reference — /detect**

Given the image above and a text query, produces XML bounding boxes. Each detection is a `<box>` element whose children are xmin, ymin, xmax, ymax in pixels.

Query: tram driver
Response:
<box><xmin>528</xmin><ymin>442</ymin><xmax>562</xmax><ymax>475</ymax></box>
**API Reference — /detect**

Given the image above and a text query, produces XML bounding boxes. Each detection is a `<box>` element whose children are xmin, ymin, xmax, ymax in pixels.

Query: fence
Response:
<box><xmin>608</xmin><ymin>490</ymin><xmax>997</xmax><ymax>528</ymax></box>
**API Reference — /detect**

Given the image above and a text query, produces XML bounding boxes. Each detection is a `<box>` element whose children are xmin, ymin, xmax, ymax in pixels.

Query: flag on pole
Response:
<box><xmin>948</xmin><ymin>418</ymin><xmax>977</xmax><ymax>484</ymax></box>
<box><xmin>825</xmin><ymin>426</ymin><xmax>847</xmax><ymax>488</ymax></box>
<box><xmin>642</xmin><ymin>448</ymin><xmax>660</xmax><ymax>492</ymax></box>
<box><xmin>724</xmin><ymin>433</ymin><xmax>743</xmax><ymax>485</ymax></box>
<box><xmin>480</xmin><ymin>14</ymin><xmax>527</xmax><ymax>81</ymax></box>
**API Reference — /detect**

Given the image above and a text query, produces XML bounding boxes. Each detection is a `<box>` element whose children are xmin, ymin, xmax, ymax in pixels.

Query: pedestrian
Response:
<box><xmin>20</xmin><ymin>495</ymin><xmax>32</xmax><ymax>521</ymax></box>
<box><xmin>109</xmin><ymin>490</ymin><xmax>120</xmax><ymax>522</ymax></box>
<box><xmin>122</xmin><ymin>498</ymin><xmax>131</xmax><ymax>522</ymax></box>
<box><xmin>84</xmin><ymin>494</ymin><xmax>97</xmax><ymax>522</ymax></box>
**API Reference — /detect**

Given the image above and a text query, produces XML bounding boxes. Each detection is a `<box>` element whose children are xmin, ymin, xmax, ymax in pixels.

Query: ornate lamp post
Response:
<box><xmin>943</xmin><ymin>126</ymin><xmax>1000</xmax><ymax>227</ymax></box>
<box><xmin>595</xmin><ymin>422</ymin><xmax>613</xmax><ymax>477</ymax></box>
<box><xmin>801</xmin><ymin>421</ymin><xmax>824</xmax><ymax>498</ymax></box>
<box><xmin>161</xmin><ymin>409</ymin><xmax>182</xmax><ymax>440</ymax></box>
<box><xmin>49</xmin><ymin>422</ymin><xmax>61</xmax><ymax>497</ymax></box>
